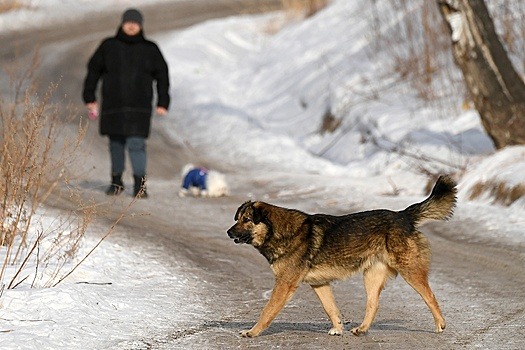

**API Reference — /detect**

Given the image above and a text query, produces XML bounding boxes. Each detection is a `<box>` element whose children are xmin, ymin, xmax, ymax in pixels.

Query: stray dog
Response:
<box><xmin>178</xmin><ymin>163</ymin><xmax>229</xmax><ymax>197</ymax></box>
<box><xmin>227</xmin><ymin>175</ymin><xmax>456</xmax><ymax>337</ymax></box>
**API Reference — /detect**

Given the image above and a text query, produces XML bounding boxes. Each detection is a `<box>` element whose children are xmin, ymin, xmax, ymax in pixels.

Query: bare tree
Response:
<box><xmin>438</xmin><ymin>0</ymin><xmax>525</xmax><ymax>149</ymax></box>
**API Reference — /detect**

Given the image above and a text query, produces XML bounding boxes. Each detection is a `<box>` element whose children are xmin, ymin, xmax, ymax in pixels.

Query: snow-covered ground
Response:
<box><xmin>0</xmin><ymin>0</ymin><xmax>179</xmax><ymax>33</ymax></box>
<box><xmin>1</xmin><ymin>0</ymin><xmax>524</xmax><ymax>349</ymax></box>
<box><xmin>161</xmin><ymin>0</ymin><xmax>525</xmax><ymax>240</ymax></box>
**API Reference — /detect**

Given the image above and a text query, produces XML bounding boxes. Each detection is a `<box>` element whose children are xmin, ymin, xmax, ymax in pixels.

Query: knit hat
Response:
<box><xmin>122</xmin><ymin>8</ymin><xmax>143</xmax><ymax>25</ymax></box>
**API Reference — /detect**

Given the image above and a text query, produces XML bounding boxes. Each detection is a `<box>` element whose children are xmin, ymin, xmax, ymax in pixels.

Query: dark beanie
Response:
<box><xmin>122</xmin><ymin>8</ymin><xmax>143</xmax><ymax>25</ymax></box>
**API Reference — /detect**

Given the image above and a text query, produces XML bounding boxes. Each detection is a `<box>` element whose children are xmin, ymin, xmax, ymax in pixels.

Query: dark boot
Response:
<box><xmin>106</xmin><ymin>174</ymin><xmax>124</xmax><ymax>195</ymax></box>
<box><xmin>133</xmin><ymin>175</ymin><xmax>148</xmax><ymax>198</ymax></box>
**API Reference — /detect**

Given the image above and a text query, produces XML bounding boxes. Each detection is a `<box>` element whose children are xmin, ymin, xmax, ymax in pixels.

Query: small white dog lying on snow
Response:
<box><xmin>178</xmin><ymin>164</ymin><xmax>229</xmax><ymax>197</ymax></box>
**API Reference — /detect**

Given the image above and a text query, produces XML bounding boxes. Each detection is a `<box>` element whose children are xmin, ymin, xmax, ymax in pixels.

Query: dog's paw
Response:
<box><xmin>240</xmin><ymin>330</ymin><xmax>256</xmax><ymax>338</ymax></box>
<box><xmin>435</xmin><ymin>321</ymin><xmax>446</xmax><ymax>333</ymax></box>
<box><xmin>328</xmin><ymin>327</ymin><xmax>343</xmax><ymax>336</ymax></box>
<box><xmin>351</xmin><ymin>326</ymin><xmax>367</xmax><ymax>336</ymax></box>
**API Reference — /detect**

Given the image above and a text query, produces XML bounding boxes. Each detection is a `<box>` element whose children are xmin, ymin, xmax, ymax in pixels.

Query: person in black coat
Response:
<box><xmin>82</xmin><ymin>8</ymin><xmax>170</xmax><ymax>198</ymax></box>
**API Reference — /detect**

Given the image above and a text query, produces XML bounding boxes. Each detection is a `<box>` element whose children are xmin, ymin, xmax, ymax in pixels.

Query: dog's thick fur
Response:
<box><xmin>227</xmin><ymin>175</ymin><xmax>456</xmax><ymax>337</ymax></box>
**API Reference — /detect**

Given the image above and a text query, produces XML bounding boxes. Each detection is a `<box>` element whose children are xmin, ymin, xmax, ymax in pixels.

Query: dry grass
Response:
<box><xmin>469</xmin><ymin>181</ymin><xmax>525</xmax><ymax>206</ymax></box>
<box><xmin>368</xmin><ymin>1</ymin><xmax>454</xmax><ymax>103</ymax></box>
<box><xmin>281</xmin><ymin>0</ymin><xmax>330</xmax><ymax>17</ymax></box>
<box><xmin>319</xmin><ymin>108</ymin><xmax>341</xmax><ymax>134</ymax></box>
<box><xmin>0</xmin><ymin>53</ymin><xmax>141</xmax><ymax>289</ymax></box>
<box><xmin>0</xmin><ymin>52</ymin><xmax>94</xmax><ymax>288</ymax></box>
<box><xmin>263</xmin><ymin>0</ymin><xmax>330</xmax><ymax>34</ymax></box>
<box><xmin>283</xmin><ymin>0</ymin><xmax>330</xmax><ymax>16</ymax></box>
<box><xmin>0</xmin><ymin>0</ymin><xmax>27</xmax><ymax>13</ymax></box>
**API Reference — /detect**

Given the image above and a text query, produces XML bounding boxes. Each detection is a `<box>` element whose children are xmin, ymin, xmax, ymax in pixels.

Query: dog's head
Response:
<box><xmin>227</xmin><ymin>201</ymin><xmax>269</xmax><ymax>247</ymax></box>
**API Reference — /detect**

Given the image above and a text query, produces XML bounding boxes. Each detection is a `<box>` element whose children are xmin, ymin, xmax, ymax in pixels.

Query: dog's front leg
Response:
<box><xmin>311</xmin><ymin>283</ymin><xmax>343</xmax><ymax>335</ymax></box>
<box><xmin>241</xmin><ymin>279</ymin><xmax>300</xmax><ymax>337</ymax></box>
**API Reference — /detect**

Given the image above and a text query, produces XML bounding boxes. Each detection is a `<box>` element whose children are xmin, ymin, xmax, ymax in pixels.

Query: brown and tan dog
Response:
<box><xmin>227</xmin><ymin>175</ymin><xmax>456</xmax><ymax>337</ymax></box>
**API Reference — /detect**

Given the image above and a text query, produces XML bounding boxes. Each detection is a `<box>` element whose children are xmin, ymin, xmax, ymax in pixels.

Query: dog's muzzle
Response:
<box><xmin>227</xmin><ymin>228</ymin><xmax>251</xmax><ymax>244</ymax></box>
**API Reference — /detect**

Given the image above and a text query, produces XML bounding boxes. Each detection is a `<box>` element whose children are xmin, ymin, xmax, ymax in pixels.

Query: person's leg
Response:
<box><xmin>107</xmin><ymin>135</ymin><xmax>126</xmax><ymax>195</ymax></box>
<box><xmin>127</xmin><ymin>136</ymin><xmax>148</xmax><ymax>197</ymax></box>
<box><xmin>109</xmin><ymin>135</ymin><xmax>126</xmax><ymax>174</ymax></box>
<box><xmin>127</xmin><ymin>136</ymin><xmax>146</xmax><ymax>177</ymax></box>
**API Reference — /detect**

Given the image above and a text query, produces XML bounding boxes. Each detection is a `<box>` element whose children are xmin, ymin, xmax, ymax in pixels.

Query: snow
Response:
<box><xmin>0</xmin><ymin>0</ymin><xmax>178</xmax><ymax>34</ymax></box>
<box><xmin>1</xmin><ymin>0</ymin><xmax>524</xmax><ymax>349</ymax></box>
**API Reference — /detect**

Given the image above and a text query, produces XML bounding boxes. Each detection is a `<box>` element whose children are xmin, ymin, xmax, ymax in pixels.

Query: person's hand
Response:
<box><xmin>86</xmin><ymin>102</ymin><xmax>99</xmax><ymax>120</ymax></box>
<box><xmin>156</xmin><ymin>106</ymin><xmax>168</xmax><ymax>116</ymax></box>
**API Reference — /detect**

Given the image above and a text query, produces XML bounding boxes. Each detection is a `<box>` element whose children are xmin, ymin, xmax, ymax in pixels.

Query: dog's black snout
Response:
<box><xmin>227</xmin><ymin>227</ymin><xmax>235</xmax><ymax>238</ymax></box>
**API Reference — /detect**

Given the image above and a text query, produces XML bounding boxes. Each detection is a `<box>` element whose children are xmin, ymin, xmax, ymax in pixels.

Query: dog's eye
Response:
<box><xmin>243</xmin><ymin>217</ymin><xmax>251</xmax><ymax>223</ymax></box>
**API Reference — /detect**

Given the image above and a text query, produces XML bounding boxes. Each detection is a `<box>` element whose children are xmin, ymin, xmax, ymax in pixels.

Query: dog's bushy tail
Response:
<box><xmin>404</xmin><ymin>175</ymin><xmax>457</xmax><ymax>227</ymax></box>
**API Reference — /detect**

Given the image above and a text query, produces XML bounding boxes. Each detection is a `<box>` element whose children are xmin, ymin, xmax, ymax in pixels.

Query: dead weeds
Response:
<box><xmin>469</xmin><ymin>180</ymin><xmax>525</xmax><ymax>206</ymax></box>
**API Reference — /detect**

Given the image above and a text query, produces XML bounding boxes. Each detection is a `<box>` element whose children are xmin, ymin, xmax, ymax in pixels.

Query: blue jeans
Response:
<box><xmin>109</xmin><ymin>136</ymin><xmax>147</xmax><ymax>177</ymax></box>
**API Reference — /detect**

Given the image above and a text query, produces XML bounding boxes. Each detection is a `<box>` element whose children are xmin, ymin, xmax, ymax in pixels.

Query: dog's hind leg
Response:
<box><xmin>351</xmin><ymin>262</ymin><xmax>392</xmax><ymax>336</ymax></box>
<box><xmin>399</xmin><ymin>267</ymin><xmax>446</xmax><ymax>333</ymax></box>
<box><xmin>311</xmin><ymin>284</ymin><xmax>343</xmax><ymax>335</ymax></box>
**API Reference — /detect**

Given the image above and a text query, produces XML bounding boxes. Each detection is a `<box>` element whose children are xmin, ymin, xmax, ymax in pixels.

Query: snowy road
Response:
<box><xmin>2</xmin><ymin>0</ymin><xmax>524</xmax><ymax>349</ymax></box>
<box><xmin>95</xmin><ymin>184</ymin><xmax>525</xmax><ymax>350</ymax></box>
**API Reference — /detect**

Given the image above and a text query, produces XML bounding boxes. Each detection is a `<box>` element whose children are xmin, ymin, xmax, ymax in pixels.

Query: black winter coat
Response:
<box><xmin>82</xmin><ymin>28</ymin><xmax>170</xmax><ymax>138</ymax></box>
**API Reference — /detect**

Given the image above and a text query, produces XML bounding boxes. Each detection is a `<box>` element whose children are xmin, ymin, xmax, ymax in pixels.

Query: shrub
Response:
<box><xmin>281</xmin><ymin>0</ymin><xmax>330</xmax><ymax>18</ymax></box>
<box><xmin>0</xmin><ymin>53</ymin><xmax>92</xmax><ymax>288</ymax></box>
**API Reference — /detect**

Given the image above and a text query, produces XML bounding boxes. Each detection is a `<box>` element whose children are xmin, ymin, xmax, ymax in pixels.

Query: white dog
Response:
<box><xmin>178</xmin><ymin>164</ymin><xmax>229</xmax><ymax>197</ymax></box>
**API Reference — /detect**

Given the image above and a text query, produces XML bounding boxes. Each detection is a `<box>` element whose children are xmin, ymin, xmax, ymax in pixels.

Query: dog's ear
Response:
<box><xmin>252</xmin><ymin>203</ymin><xmax>267</xmax><ymax>225</ymax></box>
<box><xmin>234</xmin><ymin>201</ymin><xmax>252</xmax><ymax>221</ymax></box>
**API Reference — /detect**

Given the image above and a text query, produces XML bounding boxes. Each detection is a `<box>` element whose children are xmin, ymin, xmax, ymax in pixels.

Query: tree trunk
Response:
<box><xmin>438</xmin><ymin>0</ymin><xmax>525</xmax><ymax>149</ymax></box>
